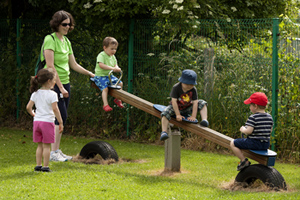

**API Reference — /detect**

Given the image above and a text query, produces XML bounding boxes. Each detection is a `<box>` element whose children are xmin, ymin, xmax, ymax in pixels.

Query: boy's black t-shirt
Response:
<box><xmin>170</xmin><ymin>82</ymin><xmax>198</xmax><ymax>110</ymax></box>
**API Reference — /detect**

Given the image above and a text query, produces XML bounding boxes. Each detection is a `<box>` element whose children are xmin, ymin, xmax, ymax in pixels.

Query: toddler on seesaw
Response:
<box><xmin>230</xmin><ymin>92</ymin><xmax>273</xmax><ymax>171</ymax></box>
<box><xmin>93</xmin><ymin>37</ymin><xmax>124</xmax><ymax>112</ymax></box>
<box><xmin>160</xmin><ymin>69</ymin><xmax>209</xmax><ymax>141</ymax></box>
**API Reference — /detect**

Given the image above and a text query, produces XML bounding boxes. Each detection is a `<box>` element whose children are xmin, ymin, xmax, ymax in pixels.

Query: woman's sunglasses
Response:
<box><xmin>61</xmin><ymin>23</ymin><xmax>71</xmax><ymax>27</ymax></box>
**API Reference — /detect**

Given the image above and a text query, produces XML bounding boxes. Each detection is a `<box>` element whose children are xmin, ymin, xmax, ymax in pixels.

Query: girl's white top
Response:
<box><xmin>30</xmin><ymin>89</ymin><xmax>58</xmax><ymax>123</ymax></box>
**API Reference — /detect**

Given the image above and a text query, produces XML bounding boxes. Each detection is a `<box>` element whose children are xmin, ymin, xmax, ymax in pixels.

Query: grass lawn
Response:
<box><xmin>0</xmin><ymin>127</ymin><xmax>299</xmax><ymax>199</ymax></box>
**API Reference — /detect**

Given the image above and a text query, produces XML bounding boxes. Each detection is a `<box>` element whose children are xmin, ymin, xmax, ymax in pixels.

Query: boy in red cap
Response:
<box><xmin>230</xmin><ymin>92</ymin><xmax>273</xmax><ymax>171</ymax></box>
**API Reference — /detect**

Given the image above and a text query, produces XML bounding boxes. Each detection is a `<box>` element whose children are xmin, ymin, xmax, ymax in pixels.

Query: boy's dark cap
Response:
<box><xmin>178</xmin><ymin>69</ymin><xmax>197</xmax><ymax>85</ymax></box>
<box><xmin>244</xmin><ymin>92</ymin><xmax>268</xmax><ymax>106</ymax></box>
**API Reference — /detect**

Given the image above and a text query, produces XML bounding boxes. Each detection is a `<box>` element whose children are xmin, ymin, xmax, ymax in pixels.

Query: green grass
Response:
<box><xmin>0</xmin><ymin>127</ymin><xmax>299</xmax><ymax>199</ymax></box>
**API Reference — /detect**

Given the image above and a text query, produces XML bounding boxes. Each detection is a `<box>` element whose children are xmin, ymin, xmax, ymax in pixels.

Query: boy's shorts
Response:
<box><xmin>161</xmin><ymin>99</ymin><xmax>207</xmax><ymax>121</ymax></box>
<box><xmin>94</xmin><ymin>75</ymin><xmax>122</xmax><ymax>91</ymax></box>
<box><xmin>33</xmin><ymin>121</ymin><xmax>55</xmax><ymax>143</ymax></box>
<box><xmin>234</xmin><ymin>138</ymin><xmax>270</xmax><ymax>150</ymax></box>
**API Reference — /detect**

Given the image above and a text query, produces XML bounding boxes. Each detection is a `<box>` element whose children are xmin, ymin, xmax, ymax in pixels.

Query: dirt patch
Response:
<box><xmin>72</xmin><ymin>154</ymin><xmax>146</xmax><ymax>165</ymax></box>
<box><xmin>222</xmin><ymin>180</ymin><xmax>291</xmax><ymax>192</ymax></box>
<box><xmin>145</xmin><ymin>169</ymin><xmax>190</xmax><ymax>177</ymax></box>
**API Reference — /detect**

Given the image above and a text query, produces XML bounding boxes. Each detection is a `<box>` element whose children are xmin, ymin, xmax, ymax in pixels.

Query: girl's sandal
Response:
<box><xmin>103</xmin><ymin>105</ymin><xmax>113</xmax><ymax>112</ymax></box>
<box><xmin>114</xmin><ymin>99</ymin><xmax>124</xmax><ymax>108</ymax></box>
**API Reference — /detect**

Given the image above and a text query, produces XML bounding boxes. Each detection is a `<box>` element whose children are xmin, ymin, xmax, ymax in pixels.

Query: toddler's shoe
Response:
<box><xmin>160</xmin><ymin>131</ymin><xmax>169</xmax><ymax>141</ymax></box>
<box><xmin>41</xmin><ymin>166</ymin><xmax>52</xmax><ymax>172</ymax></box>
<box><xmin>200</xmin><ymin>119</ymin><xmax>209</xmax><ymax>127</ymax></box>
<box><xmin>114</xmin><ymin>99</ymin><xmax>124</xmax><ymax>108</ymax></box>
<box><xmin>237</xmin><ymin>158</ymin><xmax>251</xmax><ymax>171</ymax></box>
<box><xmin>34</xmin><ymin>166</ymin><xmax>42</xmax><ymax>172</ymax></box>
<box><xmin>103</xmin><ymin>105</ymin><xmax>113</xmax><ymax>112</ymax></box>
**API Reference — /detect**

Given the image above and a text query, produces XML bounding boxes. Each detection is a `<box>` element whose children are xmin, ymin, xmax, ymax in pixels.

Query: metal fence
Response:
<box><xmin>1</xmin><ymin>18</ymin><xmax>300</xmax><ymax>162</ymax></box>
<box><xmin>128</xmin><ymin>18</ymin><xmax>299</xmax><ymax>161</ymax></box>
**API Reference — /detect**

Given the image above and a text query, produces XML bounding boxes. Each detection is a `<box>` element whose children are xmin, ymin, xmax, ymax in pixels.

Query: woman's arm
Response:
<box><xmin>69</xmin><ymin>54</ymin><xmax>95</xmax><ymax>77</ymax></box>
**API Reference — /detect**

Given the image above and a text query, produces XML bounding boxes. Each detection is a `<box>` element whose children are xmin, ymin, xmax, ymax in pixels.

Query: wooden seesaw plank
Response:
<box><xmin>106</xmin><ymin>88</ymin><xmax>271</xmax><ymax>166</ymax></box>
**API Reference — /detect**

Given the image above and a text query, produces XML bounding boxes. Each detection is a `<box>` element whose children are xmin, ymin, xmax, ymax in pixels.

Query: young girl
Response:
<box><xmin>26</xmin><ymin>68</ymin><xmax>64</xmax><ymax>172</ymax></box>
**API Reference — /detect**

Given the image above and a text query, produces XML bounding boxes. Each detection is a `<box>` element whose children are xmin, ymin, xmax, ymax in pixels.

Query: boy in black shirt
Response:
<box><xmin>160</xmin><ymin>69</ymin><xmax>209</xmax><ymax>141</ymax></box>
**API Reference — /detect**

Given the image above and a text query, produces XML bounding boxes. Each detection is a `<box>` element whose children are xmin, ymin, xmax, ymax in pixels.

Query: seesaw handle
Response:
<box><xmin>108</xmin><ymin>70</ymin><xmax>123</xmax><ymax>87</ymax></box>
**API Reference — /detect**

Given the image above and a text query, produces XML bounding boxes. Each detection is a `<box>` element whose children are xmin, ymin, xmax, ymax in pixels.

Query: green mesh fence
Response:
<box><xmin>130</xmin><ymin>18</ymin><xmax>299</xmax><ymax>161</ymax></box>
<box><xmin>1</xmin><ymin>18</ymin><xmax>300</xmax><ymax>162</ymax></box>
<box><xmin>131</xmin><ymin>18</ymin><xmax>275</xmax><ymax>136</ymax></box>
<box><xmin>276</xmin><ymin>19</ymin><xmax>300</xmax><ymax>161</ymax></box>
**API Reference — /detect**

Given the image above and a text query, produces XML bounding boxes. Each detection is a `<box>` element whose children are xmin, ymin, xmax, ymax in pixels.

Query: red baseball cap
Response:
<box><xmin>244</xmin><ymin>92</ymin><xmax>268</xmax><ymax>106</ymax></box>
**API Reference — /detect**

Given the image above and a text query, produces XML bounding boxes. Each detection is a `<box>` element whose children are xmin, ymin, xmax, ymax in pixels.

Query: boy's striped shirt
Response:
<box><xmin>245</xmin><ymin>112</ymin><xmax>273</xmax><ymax>142</ymax></box>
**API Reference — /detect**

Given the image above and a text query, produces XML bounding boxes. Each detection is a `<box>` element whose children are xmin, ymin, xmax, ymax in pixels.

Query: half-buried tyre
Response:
<box><xmin>235</xmin><ymin>164</ymin><xmax>287</xmax><ymax>190</ymax></box>
<box><xmin>79</xmin><ymin>141</ymin><xmax>119</xmax><ymax>161</ymax></box>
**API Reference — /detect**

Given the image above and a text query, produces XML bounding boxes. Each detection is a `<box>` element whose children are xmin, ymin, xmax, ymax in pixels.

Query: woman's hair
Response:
<box><xmin>50</xmin><ymin>10</ymin><xmax>75</xmax><ymax>32</ymax></box>
<box><xmin>103</xmin><ymin>37</ymin><xmax>118</xmax><ymax>47</ymax></box>
<box><xmin>30</xmin><ymin>68</ymin><xmax>55</xmax><ymax>93</ymax></box>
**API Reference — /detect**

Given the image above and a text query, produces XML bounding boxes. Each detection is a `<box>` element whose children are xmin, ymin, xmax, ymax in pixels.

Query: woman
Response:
<box><xmin>42</xmin><ymin>10</ymin><xmax>95</xmax><ymax>161</ymax></box>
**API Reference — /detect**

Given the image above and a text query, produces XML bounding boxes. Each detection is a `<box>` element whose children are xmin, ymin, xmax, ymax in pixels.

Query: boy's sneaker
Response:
<box><xmin>237</xmin><ymin>158</ymin><xmax>251</xmax><ymax>171</ymax></box>
<box><xmin>160</xmin><ymin>131</ymin><xmax>169</xmax><ymax>141</ymax></box>
<box><xmin>50</xmin><ymin>151</ymin><xmax>67</xmax><ymax>162</ymax></box>
<box><xmin>57</xmin><ymin>149</ymin><xmax>72</xmax><ymax>160</ymax></box>
<box><xmin>34</xmin><ymin>166</ymin><xmax>42</xmax><ymax>172</ymax></box>
<box><xmin>41</xmin><ymin>167</ymin><xmax>52</xmax><ymax>172</ymax></box>
<box><xmin>200</xmin><ymin>119</ymin><xmax>209</xmax><ymax>127</ymax></box>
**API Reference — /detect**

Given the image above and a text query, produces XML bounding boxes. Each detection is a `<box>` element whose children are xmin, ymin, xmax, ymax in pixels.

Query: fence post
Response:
<box><xmin>127</xmin><ymin>19</ymin><xmax>134</xmax><ymax>137</ymax></box>
<box><xmin>16</xmin><ymin>18</ymin><xmax>21</xmax><ymax>121</ymax></box>
<box><xmin>271</xmin><ymin>18</ymin><xmax>279</xmax><ymax>151</ymax></box>
<box><xmin>203</xmin><ymin>48</ymin><xmax>215</xmax><ymax>117</ymax></box>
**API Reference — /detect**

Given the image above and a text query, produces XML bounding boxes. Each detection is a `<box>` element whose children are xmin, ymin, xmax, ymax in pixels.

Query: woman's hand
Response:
<box><xmin>89</xmin><ymin>72</ymin><xmax>95</xmax><ymax>78</ymax></box>
<box><xmin>60</xmin><ymin>87</ymin><xmax>69</xmax><ymax>98</ymax></box>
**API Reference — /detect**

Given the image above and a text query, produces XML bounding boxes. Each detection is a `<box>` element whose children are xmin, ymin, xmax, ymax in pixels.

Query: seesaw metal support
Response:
<box><xmin>164</xmin><ymin>125</ymin><xmax>181</xmax><ymax>172</ymax></box>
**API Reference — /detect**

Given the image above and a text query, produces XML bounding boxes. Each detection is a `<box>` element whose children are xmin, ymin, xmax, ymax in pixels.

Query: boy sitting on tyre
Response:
<box><xmin>230</xmin><ymin>92</ymin><xmax>274</xmax><ymax>171</ymax></box>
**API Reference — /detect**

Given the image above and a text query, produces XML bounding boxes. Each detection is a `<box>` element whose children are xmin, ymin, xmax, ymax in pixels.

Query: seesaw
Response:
<box><xmin>85</xmin><ymin>78</ymin><xmax>286</xmax><ymax>190</ymax></box>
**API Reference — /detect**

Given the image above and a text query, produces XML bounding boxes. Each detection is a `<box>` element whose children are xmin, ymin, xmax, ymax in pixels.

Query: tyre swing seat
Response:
<box><xmin>79</xmin><ymin>141</ymin><xmax>119</xmax><ymax>161</ymax></box>
<box><xmin>235</xmin><ymin>149</ymin><xmax>287</xmax><ymax>190</ymax></box>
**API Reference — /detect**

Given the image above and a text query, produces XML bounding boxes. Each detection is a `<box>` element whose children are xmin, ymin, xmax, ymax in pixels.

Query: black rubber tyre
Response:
<box><xmin>79</xmin><ymin>141</ymin><xmax>119</xmax><ymax>161</ymax></box>
<box><xmin>235</xmin><ymin>164</ymin><xmax>287</xmax><ymax>190</ymax></box>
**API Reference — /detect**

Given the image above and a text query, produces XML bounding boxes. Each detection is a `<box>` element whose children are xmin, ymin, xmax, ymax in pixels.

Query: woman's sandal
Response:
<box><xmin>114</xmin><ymin>99</ymin><xmax>124</xmax><ymax>108</ymax></box>
<box><xmin>103</xmin><ymin>105</ymin><xmax>113</xmax><ymax>112</ymax></box>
